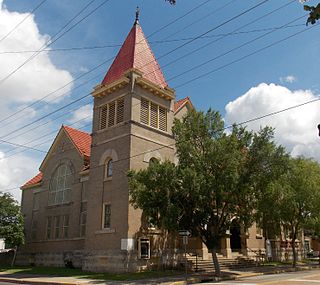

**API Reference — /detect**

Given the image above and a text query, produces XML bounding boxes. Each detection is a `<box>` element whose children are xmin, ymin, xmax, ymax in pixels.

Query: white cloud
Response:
<box><xmin>0</xmin><ymin>3</ymin><xmax>73</xmax><ymax>103</ymax></box>
<box><xmin>280</xmin><ymin>75</ymin><xmax>297</xmax><ymax>84</ymax></box>
<box><xmin>0</xmin><ymin>3</ymin><xmax>74</xmax><ymax>201</ymax></box>
<box><xmin>0</xmin><ymin>151</ymin><xmax>41</xmax><ymax>202</ymax></box>
<box><xmin>225</xmin><ymin>83</ymin><xmax>320</xmax><ymax>161</ymax></box>
<box><xmin>68</xmin><ymin>104</ymin><xmax>93</xmax><ymax>125</ymax></box>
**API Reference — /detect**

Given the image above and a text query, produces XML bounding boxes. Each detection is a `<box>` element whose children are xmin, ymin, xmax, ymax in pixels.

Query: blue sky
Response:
<box><xmin>0</xmin><ymin>0</ymin><xmax>319</xmax><ymax>200</ymax></box>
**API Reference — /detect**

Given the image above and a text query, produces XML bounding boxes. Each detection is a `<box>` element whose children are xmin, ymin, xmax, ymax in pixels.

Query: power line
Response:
<box><xmin>158</xmin><ymin>0</ymin><xmax>296</xmax><ymax>72</ymax></box>
<box><xmin>161</xmin><ymin>0</ymin><xmax>237</xmax><ymax>41</ymax></box>
<box><xmin>3</xmin><ymin>86</ymin><xmax>320</xmax><ymax>193</ymax></box>
<box><xmin>0</xmin><ymin>0</ymin><xmax>111</xmax><ymax>86</ymax></box>
<box><xmin>0</xmin><ymin>0</ymin><xmax>48</xmax><ymax>44</ymax></box>
<box><xmin>174</xmin><ymin>24</ymin><xmax>318</xmax><ymax>89</ymax></box>
<box><xmin>168</xmin><ymin>15</ymin><xmax>305</xmax><ymax>82</ymax></box>
<box><xmin>0</xmin><ymin>0</ymin><xmax>212</xmax><ymax>127</ymax></box>
<box><xmin>0</xmin><ymin>24</ymin><xmax>305</xmax><ymax>55</ymax></box>
<box><xmin>0</xmin><ymin>138</ymin><xmax>46</xmax><ymax>153</ymax></box>
<box><xmin>154</xmin><ymin>0</ymin><xmax>270</xmax><ymax>62</ymax></box>
<box><xmin>147</xmin><ymin>0</ymin><xmax>214</xmax><ymax>38</ymax></box>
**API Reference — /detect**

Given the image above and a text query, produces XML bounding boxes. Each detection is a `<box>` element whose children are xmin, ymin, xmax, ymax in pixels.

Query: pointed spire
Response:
<box><xmin>101</xmin><ymin>18</ymin><xmax>168</xmax><ymax>89</ymax></box>
<box><xmin>135</xmin><ymin>6</ymin><xmax>140</xmax><ymax>25</ymax></box>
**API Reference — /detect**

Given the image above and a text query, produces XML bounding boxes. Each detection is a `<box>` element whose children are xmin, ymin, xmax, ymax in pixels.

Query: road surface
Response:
<box><xmin>197</xmin><ymin>270</ymin><xmax>320</xmax><ymax>284</ymax></box>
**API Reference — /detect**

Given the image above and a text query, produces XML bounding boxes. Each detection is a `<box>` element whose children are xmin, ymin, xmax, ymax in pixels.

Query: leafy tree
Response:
<box><xmin>0</xmin><ymin>192</ymin><xmax>24</xmax><ymax>248</ymax></box>
<box><xmin>129</xmin><ymin>109</ymin><xmax>288</xmax><ymax>275</ymax></box>
<box><xmin>259</xmin><ymin>157</ymin><xmax>320</xmax><ymax>267</ymax></box>
<box><xmin>304</xmin><ymin>3</ymin><xmax>320</xmax><ymax>25</ymax></box>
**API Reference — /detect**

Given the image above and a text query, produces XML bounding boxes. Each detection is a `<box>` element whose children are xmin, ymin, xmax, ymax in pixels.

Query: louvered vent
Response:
<box><xmin>159</xmin><ymin>106</ymin><xmax>167</xmax><ymax>131</ymax></box>
<box><xmin>100</xmin><ymin>105</ymin><xmax>108</xmax><ymax>129</ymax></box>
<box><xmin>150</xmin><ymin>103</ymin><xmax>158</xmax><ymax>128</ymax></box>
<box><xmin>140</xmin><ymin>98</ymin><xmax>149</xmax><ymax>125</ymax></box>
<box><xmin>116</xmin><ymin>98</ymin><xmax>124</xmax><ymax>124</ymax></box>
<box><xmin>108</xmin><ymin>102</ymin><xmax>116</xmax><ymax>127</ymax></box>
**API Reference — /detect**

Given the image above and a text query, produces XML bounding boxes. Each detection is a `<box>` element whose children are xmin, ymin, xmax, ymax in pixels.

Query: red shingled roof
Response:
<box><xmin>102</xmin><ymin>22</ymin><xmax>167</xmax><ymax>88</ymax></box>
<box><xmin>174</xmin><ymin>97</ymin><xmax>192</xmax><ymax>113</ymax></box>
<box><xmin>21</xmin><ymin>172</ymin><xmax>42</xmax><ymax>189</ymax></box>
<box><xmin>64</xmin><ymin>126</ymin><xmax>91</xmax><ymax>158</ymax></box>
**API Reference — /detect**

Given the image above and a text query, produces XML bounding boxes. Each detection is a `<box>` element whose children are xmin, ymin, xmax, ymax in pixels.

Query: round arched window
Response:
<box><xmin>49</xmin><ymin>164</ymin><xmax>72</xmax><ymax>205</ymax></box>
<box><xmin>105</xmin><ymin>159</ymin><xmax>113</xmax><ymax>178</ymax></box>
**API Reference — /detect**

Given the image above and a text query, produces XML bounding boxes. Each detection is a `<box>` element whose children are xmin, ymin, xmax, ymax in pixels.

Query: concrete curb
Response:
<box><xmin>0</xmin><ymin>265</ymin><xmax>319</xmax><ymax>285</ymax></box>
<box><xmin>0</xmin><ymin>277</ymin><xmax>77</xmax><ymax>285</ymax></box>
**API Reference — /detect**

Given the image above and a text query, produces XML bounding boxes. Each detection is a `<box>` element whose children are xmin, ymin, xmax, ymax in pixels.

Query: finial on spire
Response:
<box><xmin>135</xmin><ymin>6</ymin><xmax>140</xmax><ymax>24</ymax></box>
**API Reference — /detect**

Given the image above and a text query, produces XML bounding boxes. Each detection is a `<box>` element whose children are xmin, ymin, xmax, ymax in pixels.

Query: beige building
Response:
<box><xmin>19</xmin><ymin>19</ymin><xmax>265</xmax><ymax>272</ymax></box>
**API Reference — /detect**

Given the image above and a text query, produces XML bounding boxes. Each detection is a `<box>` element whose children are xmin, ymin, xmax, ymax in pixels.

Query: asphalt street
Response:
<box><xmin>197</xmin><ymin>270</ymin><xmax>320</xmax><ymax>284</ymax></box>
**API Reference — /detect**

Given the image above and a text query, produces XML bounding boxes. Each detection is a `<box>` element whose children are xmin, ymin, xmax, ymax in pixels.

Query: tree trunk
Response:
<box><xmin>211</xmin><ymin>247</ymin><xmax>221</xmax><ymax>276</ymax></box>
<box><xmin>292</xmin><ymin>234</ymin><xmax>297</xmax><ymax>268</ymax></box>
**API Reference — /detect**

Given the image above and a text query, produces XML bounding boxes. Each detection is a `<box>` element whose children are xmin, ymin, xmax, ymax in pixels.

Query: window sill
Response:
<box><xmin>95</xmin><ymin>228</ymin><xmax>115</xmax><ymax>234</ymax></box>
<box><xmin>46</xmin><ymin>202</ymin><xmax>73</xmax><ymax>208</ymax></box>
<box><xmin>104</xmin><ymin>177</ymin><xmax>112</xmax><ymax>182</ymax></box>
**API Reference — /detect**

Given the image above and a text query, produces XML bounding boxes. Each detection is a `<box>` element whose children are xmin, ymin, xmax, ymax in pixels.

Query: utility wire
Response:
<box><xmin>147</xmin><ymin>0</ymin><xmax>214</xmax><ymax>38</ymax></box>
<box><xmin>4</xmin><ymin>81</ymin><xmax>320</xmax><ymax>193</ymax></box>
<box><xmin>0</xmin><ymin>0</ymin><xmax>111</xmax><ymax>86</ymax></box>
<box><xmin>158</xmin><ymin>0</ymin><xmax>296</xmax><ymax>72</ymax></box>
<box><xmin>161</xmin><ymin>0</ymin><xmax>236</xmax><ymax>41</ymax></box>
<box><xmin>174</xmin><ymin>24</ymin><xmax>318</xmax><ymax>89</ymax></box>
<box><xmin>0</xmin><ymin>0</ymin><xmax>48</xmax><ymax>44</ymax></box>
<box><xmin>0</xmin><ymin>24</ymin><xmax>304</xmax><ymax>55</ymax></box>
<box><xmin>168</xmin><ymin>15</ymin><xmax>305</xmax><ymax>82</ymax></box>
<box><xmin>0</xmin><ymin>70</ymin><xmax>104</xmax><ymax>129</ymax></box>
<box><xmin>154</xmin><ymin>0</ymin><xmax>270</xmax><ymax>62</ymax></box>
<box><xmin>0</xmin><ymin>0</ymin><xmax>212</xmax><ymax>126</ymax></box>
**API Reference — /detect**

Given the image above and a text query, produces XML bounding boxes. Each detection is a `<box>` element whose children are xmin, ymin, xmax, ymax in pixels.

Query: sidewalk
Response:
<box><xmin>0</xmin><ymin>263</ymin><xmax>319</xmax><ymax>285</ymax></box>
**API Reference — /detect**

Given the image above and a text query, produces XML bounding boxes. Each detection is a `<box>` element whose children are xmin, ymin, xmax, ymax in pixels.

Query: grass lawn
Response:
<box><xmin>0</xmin><ymin>266</ymin><xmax>183</xmax><ymax>281</ymax></box>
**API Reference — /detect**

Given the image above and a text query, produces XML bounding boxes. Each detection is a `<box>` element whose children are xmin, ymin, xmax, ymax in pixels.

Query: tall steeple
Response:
<box><xmin>101</xmin><ymin>11</ymin><xmax>168</xmax><ymax>89</ymax></box>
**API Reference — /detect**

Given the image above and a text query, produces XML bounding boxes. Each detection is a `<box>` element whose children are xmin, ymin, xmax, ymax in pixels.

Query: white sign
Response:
<box><xmin>121</xmin><ymin>238</ymin><xmax>134</xmax><ymax>251</ymax></box>
<box><xmin>179</xmin><ymin>230</ymin><xmax>191</xmax><ymax>236</ymax></box>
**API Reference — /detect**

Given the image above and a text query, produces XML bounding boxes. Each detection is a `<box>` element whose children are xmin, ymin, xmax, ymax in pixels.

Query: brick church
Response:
<box><xmin>19</xmin><ymin>16</ymin><xmax>265</xmax><ymax>272</ymax></box>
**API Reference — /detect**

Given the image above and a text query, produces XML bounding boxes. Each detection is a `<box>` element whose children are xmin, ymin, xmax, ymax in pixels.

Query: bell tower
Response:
<box><xmin>84</xmin><ymin>12</ymin><xmax>175</xmax><ymax>271</ymax></box>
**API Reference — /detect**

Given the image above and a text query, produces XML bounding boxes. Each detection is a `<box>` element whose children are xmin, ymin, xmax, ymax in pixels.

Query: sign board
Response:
<box><xmin>121</xmin><ymin>238</ymin><xmax>134</xmax><ymax>251</ymax></box>
<box><xmin>179</xmin><ymin>230</ymin><xmax>191</xmax><ymax>237</ymax></box>
<box><xmin>182</xmin><ymin>236</ymin><xmax>188</xmax><ymax>245</ymax></box>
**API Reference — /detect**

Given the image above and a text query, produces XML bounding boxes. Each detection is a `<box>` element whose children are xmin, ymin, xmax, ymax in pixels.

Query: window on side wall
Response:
<box><xmin>49</xmin><ymin>164</ymin><xmax>72</xmax><ymax>206</ymax></box>
<box><xmin>138</xmin><ymin>238</ymin><xmax>150</xmax><ymax>259</ymax></box>
<box><xmin>103</xmin><ymin>204</ymin><xmax>111</xmax><ymax>229</ymax></box>
<box><xmin>105</xmin><ymin>158</ymin><xmax>113</xmax><ymax>179</ymax></box>
<box><xmin>46</xmin><ymin>216</ymin><xmax>53</xmax><ymax>240</ymax></box>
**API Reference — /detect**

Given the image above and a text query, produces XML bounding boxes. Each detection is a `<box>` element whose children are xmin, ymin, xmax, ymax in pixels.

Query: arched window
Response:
<box><xmin>105</xmin><ymin>159</ymin><xmax>113</xmax><ymax>178</ymax></box>
<box><xmin>149</xmin><ymin>157</ymin><xmax>159</xmax><ymax>166</ymax></box>
<box><xmin>49</xmin><ymin>164</ymin><xmax>72</xmax><ymax>205</ymax></box>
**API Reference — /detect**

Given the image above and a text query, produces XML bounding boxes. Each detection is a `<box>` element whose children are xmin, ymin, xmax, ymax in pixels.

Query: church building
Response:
<box><xmin>19</xmin><ymin>16</ymin><xmax>265</xmax><ymax>272</ymax></box>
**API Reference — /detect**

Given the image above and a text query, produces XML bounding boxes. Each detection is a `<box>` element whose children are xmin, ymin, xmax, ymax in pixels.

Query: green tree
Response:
<box><xmin>303</xmin><ymin>3</ymin><xmax>320</xmax><ymax>25</ymax></box>
<box><xmin>260</xmin><ymin>157</ymin><xmax>320</xmax><ymax>267</ymax></box>
<box><xmin>0</xmin><ymin>192</ymin><xmax>24</xmax><ymax>248</ymax></box>
<box><xmin>129</xmin><ymin>109</ymin><xmax>288</xmax><ymax>275</ymax></box>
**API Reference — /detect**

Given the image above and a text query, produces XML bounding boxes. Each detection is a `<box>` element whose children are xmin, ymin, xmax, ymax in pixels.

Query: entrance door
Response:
<box><xmin>230</xmin><ymin>220</ymin><xmax>241</xmax><ymax>252</ymax></box>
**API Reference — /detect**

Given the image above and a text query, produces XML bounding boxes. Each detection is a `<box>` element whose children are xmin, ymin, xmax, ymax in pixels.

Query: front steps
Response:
<box><xmin>186</xmin><ymin>252</ymin><xmax>258</xmax><ymax>272</ymax></box>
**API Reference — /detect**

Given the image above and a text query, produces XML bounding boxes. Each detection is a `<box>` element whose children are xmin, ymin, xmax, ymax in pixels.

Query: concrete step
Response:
<box><xmin>186</xmin><ymin>254</ymin><xmax>259</xmax><ymax>272</ymax></box>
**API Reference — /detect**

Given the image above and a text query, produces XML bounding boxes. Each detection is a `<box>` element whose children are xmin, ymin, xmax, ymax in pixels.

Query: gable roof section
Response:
<box><xmin>21</xmin><ymin>172</ymin><xmax>42</xmax><ymax>189</ymax></box>
<box><xmin>101</xmin><ymin>22</ymin><xmax>168</xmax><ymax>89</ymax></box>
<box><xmin>174</xmin><ymin>97</ymin><xmax>193</xmax><ymax>114</ymax></box>
<box><xmin>63</xmin><ymin>126</ymin><xmax>91</xmax><ymax>158</ymax></box>
<box><xmin>22</xmin><ymin>126</ymin><xmax>91</xmax><ymax>189</ymax></box>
